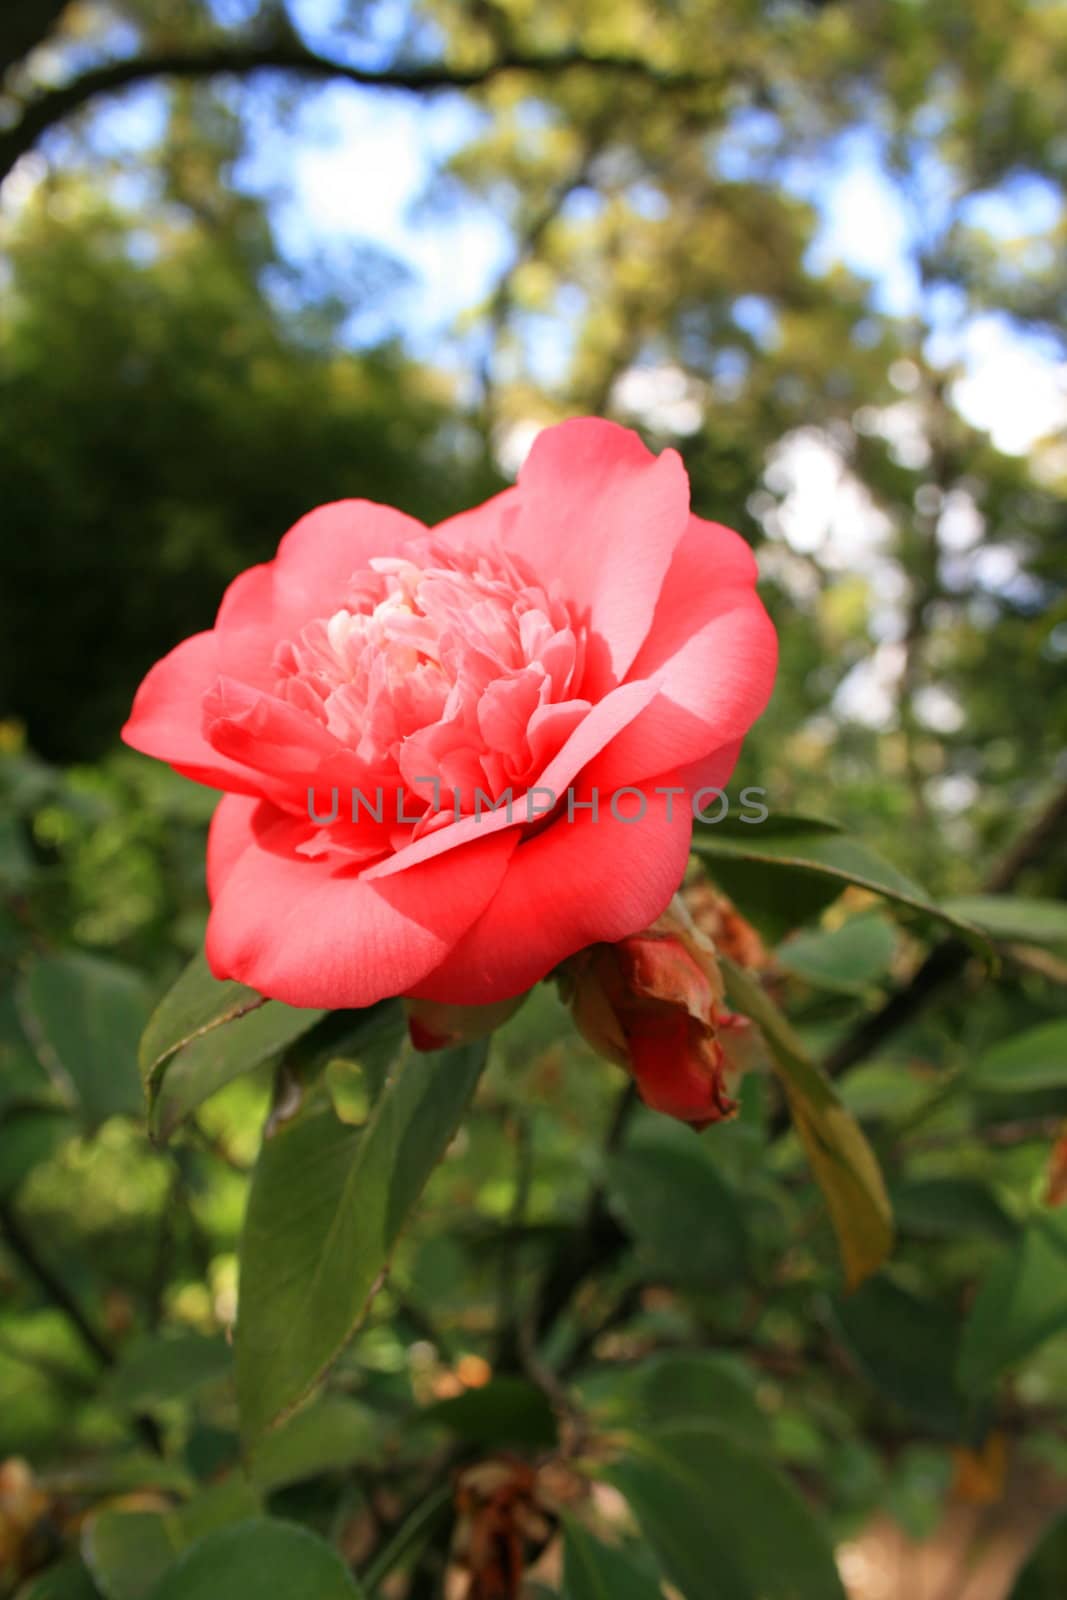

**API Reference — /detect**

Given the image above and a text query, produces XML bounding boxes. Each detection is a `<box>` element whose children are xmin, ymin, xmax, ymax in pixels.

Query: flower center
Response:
<box><xmin>272</xmin><ymin>538</ymin><xmax>587</xmax><ymax>811</ymax></box>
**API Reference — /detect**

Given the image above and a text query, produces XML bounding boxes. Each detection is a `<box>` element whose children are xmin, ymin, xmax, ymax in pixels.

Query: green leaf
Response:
<box><xmin>422</xmin><ymin>1376</ymin><xmax>557</xmax><ymax>1450</ymax></box>
<box><xmin>145</xmin><ymin>1519</ymin><xmax>364</xmax><ymax>1600</ymax></box>
<box><xmin>958</xmin><ymin>1211</ymin><xmax>1067</xmax><ymax>1393</ymax></box>
<box><xmin>702</xmin><ymin>810</ymin><xmax>844</xmax><ymax>838</ymax></box>
<box><xmin>694</xmin><ymin>825</ymin><xmax>986</xmax><ymax>946</ymax></box>
<box><xmin>830</xmin><ymin>1275</ymin><xmax>968</xmax><ymax>1435</ymax></box>
<box><xmin>721</xmin><ymin>957</ymin><xmax>893</xmax><ymax>1289</ymax></box>
<box><xmin>16</xmin><ymin>1561</ymin><xmax>102</xmax><ymax>1600</ymax></box>
<box><xmin>580</xmin><ymin>1352</ymin><xmax>770</xmax><ymax>1449</ymax></box>
<box><xmin>969</xmin><ymin>1020</ymin><xmax>1067</xmax><ymax>1094</ymax></box>
<box><xmin>41</xmin><ymin>1454</ymin><xmax>193</xmax><ymax>1500</ymax></box>
<box><xmin>1008</xmin><ymin>1508</ymin><xmax>1067</xmax><ymax>1597</ymax></box>
<box><xmin>138</xmin><ymin>952</ymin><xmax>325</xmax><ymax>1140</ymax></box>
<box><xmin>562</xmin><ymin>1518</ymin><xmax>663</xmax><ymax>1600</ymax></box>
<box><xmin>942</xmin><ymin>896</ymin><xmax>1067</xmax><ymax>947</ymax></box>
<box><xmin>83</xmin><ymin>1512</ymin><xmax>175</xmax><ymax>1600</ymax></box>
<box><xmin>19</xmin><ymin>954</ymin><xmax>151</xmax><ymax>1127</ymax></box>
<box><xmin>607</xmin><ymin>1424</ymin><xmax>847</xmax><ymax>1600</ymax></box>
<box><xmin>235</xmin><ymin>1039</ymin><xmax>489</xmax><ymax>1442</ymax></box>
<box><xmin>891</xmin><ymin>1178</ymin><xmax>1018</xmax><ymax>1243</ymax></box>
<box><xmin>250</xmin><ymin>1397</ymin><xmax>381</xmax><ymax>1491</ymax></box>
<box><xmin>606</xmin><ymin>1134</ymin><xmax>748</xmax><ymax>1286</ymax></box>
<box><xmin>777</xmin><ymin>915</ymin><xmax>896</xmax><ymax>993</ymax></box>
<box><xmin>628</xmin><ymin>1353</ymin><xmax>771</xmax><ymax>1448</ymax></box>
<box><xmin>83</xmin><ymin>1483</ymin><xmax>259</xmax><ymax>1600</ymax></box>
<box><xmin>0</xmin><ymin>1104</ymin><xmax>76</xmax><ymax>1198</ymax></box>
<box><xmin>0</xmin><ymin>989</ymin><xmax>52</xmax><ymax>1112</ymax></box>
<box><xmin>106</xmin><ymin>1333</ymin><xmax>231</xmax><ymax>1412</ymax></box>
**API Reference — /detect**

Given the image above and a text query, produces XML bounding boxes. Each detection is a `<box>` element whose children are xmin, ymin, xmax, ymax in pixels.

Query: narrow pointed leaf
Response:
<box><xmin>138</xmin><ymin>952</ymin><xmax>324</xmax><ymax>1139</ymax></box>
<box><xmin>562</xmin><ymin>1518</ymin><xmax>663</xmax><ymax>1600</ymax></box>
<box><xmin>235</xmin><ymin>1039</ymin><xmax>489</xmax><ymax>1442</ymax></box>
<box><xmin>695</xmin><ymin>825</ymin><xmax>986</xmax><ymax>946</ymax></box>
<box><xmin>607</xmin><ymin>1424</ymin><xmax>847</xmax><ymax>1600</ymax></box>
<box><xmin>722</xmin><ymin>957</ymin><xmax>893</xmax><ymax>1288</ymax></box>
<box><xmin>20</xmin><ymin>954</ymin><xmax>150</xmax><ymax>1127</ymax></box>
<box><xmin>145</xmin><ymin>1519</ymin><xmax>365</xmax><ymax>1600</ymax></box>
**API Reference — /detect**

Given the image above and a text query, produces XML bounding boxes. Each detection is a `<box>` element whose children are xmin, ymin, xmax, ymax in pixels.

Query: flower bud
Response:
<box><xmin>562</xmin><ymin>896</ymin><xmax>740</xmax><ymax>1130</ymax></box>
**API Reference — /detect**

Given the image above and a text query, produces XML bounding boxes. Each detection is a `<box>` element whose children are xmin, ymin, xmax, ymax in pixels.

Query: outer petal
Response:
<box><xmin>210</xmin><ymin>502</ymin><xmax>427</xmax><ymax>693</ymax></box>
<box><xmin>511</xmin><ymin>419</ymin><xmax>691</xmax><ymax>698</ymax></box>
<box><xmin>205</xmin><ymin>804</ymin><xmax>518</xmax><ymax>1009</ymax></box>
<box><xmin>594</xmin><ymin>516</ymin><xmax>777</xmax><ymax>792</ymax></box>
<box><xmin>408</xmin><ymin>769</ymin><xmax>694</xmax><ymax>1005</ymax></box>
<box><xmin>432</xmin><ymin>485</ymin><xmax>522</xmax><ymax>557</ymax></box>
<box><xmin>206</xmin><ymin>793</ymin><xmax>260</xmax><ymax>900</ymax></box>
<box><xmin>271</xmin><ymin>499</ymin><xmax>425</xmax><ymax>618</ymax></box>
<box><xmin>122</xmin><ymin>632</ymin><xmax>266</xmax><ymax>795</ymax></box>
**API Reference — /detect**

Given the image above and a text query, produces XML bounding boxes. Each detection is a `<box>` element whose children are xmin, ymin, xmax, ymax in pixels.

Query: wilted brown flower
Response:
<box><xmin>561</xmin><ymin>896</ymin><xmax>743</xmax><ymax>1130</ymax></box>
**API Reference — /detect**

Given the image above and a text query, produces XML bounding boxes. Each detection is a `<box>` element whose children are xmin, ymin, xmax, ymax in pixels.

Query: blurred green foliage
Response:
<box><xmin>1</xmin><ymin>1</ymin><xmax>1067</xmax><ymax>1597</ymax></box>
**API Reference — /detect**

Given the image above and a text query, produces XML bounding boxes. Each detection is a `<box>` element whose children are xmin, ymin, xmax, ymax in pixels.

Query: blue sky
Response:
<box><xmin>233</xmin><ymin>84</ymin><xmax>1066</xmax><ymax>454</ymax></box>
<box><xmin>5</xmin><ymin>5</ymin><xmax>1066</xmax><ymax>455</ymax></box>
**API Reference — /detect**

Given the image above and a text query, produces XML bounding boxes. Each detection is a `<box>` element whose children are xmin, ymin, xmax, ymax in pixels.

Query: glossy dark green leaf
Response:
<box><xmin>83</xmin><ymin>1483</ymin><xmax>259</xmax><ymax>1600</ymax></box>
<box><xmin>608</xmin><ymin>1424</ymin><xmax>847</xmax><ymax>1600</ymax></box>
<box><xmin>16</xmin><ymin>1560</ymin><xmax>102</xmax><ymax>1600</ymax></box>
<box><xmin>831</xmin><ymin>1275</ymin><xmax>968</xmax><ymax>1435</ymax></box>
<box><xmin>20</xmin><ymin>954</ymin><xmax>150</xmax><ymax>1127</ymax></box>
<box><xmin>891</xmin><ymin>1178</ymin><xmax>1018</xmax><ymax>1244</ymax></box>
<box><xmin>138</xmin><ymin>952</ymin><xmax>325</xmax><ymax>1140</ymax></box>
<box><xmin>700</xmin><ymin>809</ymin><xmax>844</xmax><ymax>838</ymax></box>
<box><xmin>958</xmin><ymin>1212</ymin><xmax>1067</xmax><ymax>1393</ymax></box>
<box><xmin>422</xmin><ymin>1376</ymin><xmax>557</xmax><ymax>1450</ymax></box>
<box><xmin>722</xmin><ymin>958</ymin><xmax>893</xmax><ymax>1289</ymax></box>
<box><xmin>607</xmin><ymin>1133</ymin><xmax>747</xmax><ymax>1286</ymax></box>
<box><xmin>777</xmin><ymin>915</ymin><xmax>896</xmax><ymax>993</ymax></box>
<box><xmin>942</xmin><ymin>896</ymin><xmax>1067</xmax><ymax>947</ymax></box>
<box><xmin>695</xmin><ymin>826</ymin><xmax>986</xmax><ymax>946</ymax></box>
<box><xmin>145</xmin><ymin>1519</ymin><xmax>364</xmax><ymax>1600</ymax></box>
<box><xmin>250</xmin><ymin>1397</ymin><xmax>380</xmax><ymax>1490</ymax></box>
<box><xmin>0</xmin><ymin>988</ymin><xmax>51</xmax><ymax>1112</ymax></box>
<box><xmin>41</xmin><ymin>1455</ymin><xmax>193</xmax><ymax>1500</ymax></box>
<box><xmin>969</xmin><ymin>1021</ymin><xmax>1067</xmax><ymax>1095</ymax></box>
<box><xmin>106</xmin><ymin>1333</ymin><xmax>231</xmax><ymax>1412</ymax></box>
<box><xmin>82</xmin><ymin>1512</ymin><xmax>174</xmax><ymax>1600</ymax></box>
<box><xmin>627</xmin><ymin>1353</ymin><xmax>771</xmax><ymax>1448</ymax></box>
<box><xmin>235</xmin><ymin>1040</ymin><xmax>489</xmax><ymax>1442</ymax></box>
<box><xmin>0</xmin><ymin>1104</ymin><xmax>76</xmax><ymax>1198</ymax></box>
<box><xmin>562</xmin><ymin>1518</ymin><xmax>663</xmax><ymax>1600</ymax></box>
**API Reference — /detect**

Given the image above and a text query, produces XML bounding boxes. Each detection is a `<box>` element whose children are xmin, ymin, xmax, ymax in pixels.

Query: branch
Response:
<box><xmin>531</xmin><ymin>1081</ymin><xmax>636</xmax><ymax>1344</ymax></box>
<box><xmin>0</xmin><ymin>1194</ymin><xmax>113</xmax><ymax>1367</ymax></box>
<box><xmin>477</xmin><ymin>116</ymin><xmax>613</xmax><ymax>420</ymax></box>
<box><xmin>821</xmin><ymin>781</ymin><xmax>1067</xmax><ymax>1083</ymax></box>
<box><xmin>0</xmin><ymin>39</ymin><xmax>711</xmax><ymax>187</ymax></box>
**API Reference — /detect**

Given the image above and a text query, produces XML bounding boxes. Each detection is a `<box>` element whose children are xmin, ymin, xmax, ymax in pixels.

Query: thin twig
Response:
<box><xmin>0</xmin><ymin>1195</ymin><xmax>113</xmax><ymax>1367</ymax></box>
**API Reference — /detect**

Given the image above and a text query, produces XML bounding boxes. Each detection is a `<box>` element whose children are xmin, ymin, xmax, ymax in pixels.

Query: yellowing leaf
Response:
<box><xmin>721</xmin><ymin>957</ymin><xmax>893</xmax><ymax>1289</ymax></box>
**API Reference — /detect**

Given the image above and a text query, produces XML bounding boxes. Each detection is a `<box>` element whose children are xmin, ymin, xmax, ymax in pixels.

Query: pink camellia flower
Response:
<box><xmin>123</xmin><ymin>418</ymin><xmax>776</xmax><ymax>1013</ymax></box>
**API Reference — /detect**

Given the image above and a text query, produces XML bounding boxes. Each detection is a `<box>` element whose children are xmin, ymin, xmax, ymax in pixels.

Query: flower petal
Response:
<box><xmin>205</xmin><ymin>803</ymin><xmax>518</xmax><ymax>1009</ymax></box>
<box><xmin>512</xmin><ymin>419</ymin><xmax>691</xmax><ymax>697</ymax></box>
<box><xmin>272</xmin><ymin>499</ymin><xmax>426</xmax><ymax>618</ymax></box>
<box><xmin>363</xmin><ymin>676</ymin><xmax>659</xmax><ymax>880</ymax></box>
<box><xmin>122</xmin><ymin>632</ymin><xmax>264</xmax><ymax>794</ymax></box>
<box><xmin>206</xmin><ymin>792</ymin><xmax>259</xmax><ymax>899</ymax></box>
<box><xmin>594</xmin><ymin>515</ymin><xmax>776</xmax><ymax>791</ymax></box>
<box><xmin>408</xmin><ymin>768</ymin><xmax>693</xmax><ymax>1004</ymax></box>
